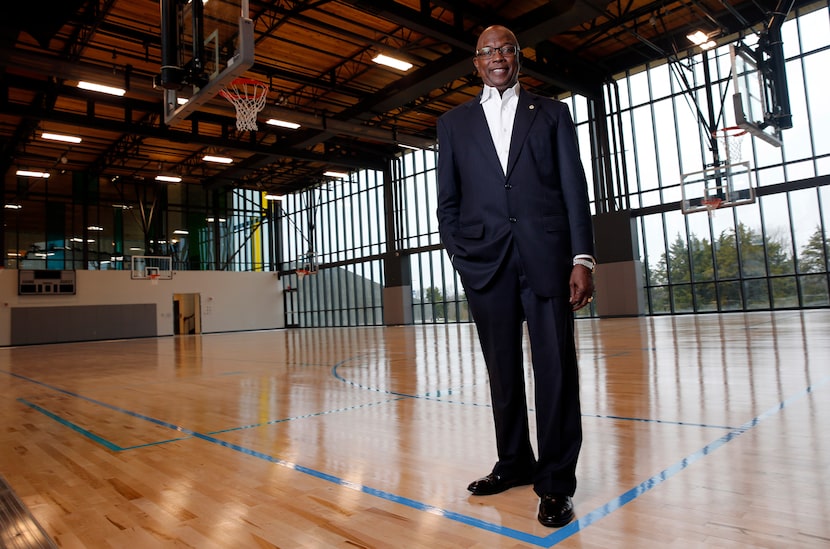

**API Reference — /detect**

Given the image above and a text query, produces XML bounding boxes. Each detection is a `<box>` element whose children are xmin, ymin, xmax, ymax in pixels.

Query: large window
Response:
<box><xmin>600</xmin><ymin>3</ymin><xmax>830</xmax><ymax>313</ymax></box>
<box><xmin>277</xmin><ymin>171</ymin><xmax>386</xmax><ymax>326</ymax></box>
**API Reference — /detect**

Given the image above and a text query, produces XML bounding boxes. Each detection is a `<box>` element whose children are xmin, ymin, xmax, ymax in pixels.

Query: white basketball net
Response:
<box><xmin>220</xmin><ymin>79</ymin><xmax>268</xmax><ymax>132</ymax></box>
<box><xmin>714</xmin><ymin>127</ymin><xmax>747</xmax><ymax>164</ymax></box>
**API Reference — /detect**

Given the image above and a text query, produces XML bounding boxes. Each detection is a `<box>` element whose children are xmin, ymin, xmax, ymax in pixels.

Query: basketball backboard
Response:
<box><xmin>157</xmin><ymin>0</ymin><xmax>255</xmax><ymax>126</ymax></box>
<box><xmin>131</xmin><ymin>256</ymin><xmax>173</xmax><ymax>280</ymax></box>
<box><xmin>730</xmin><ymin>42</ymin><xmax>783</xmax><ymax>147</ymax></box>
<box><xmin>681</xmin><ymin>161</ymin><xmax>755</xmax><ymax>215</ymax></box>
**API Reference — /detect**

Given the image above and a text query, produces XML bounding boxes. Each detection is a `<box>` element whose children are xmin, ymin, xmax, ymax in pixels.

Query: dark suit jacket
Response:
<box><xmin>436</xmin><ymin>88</ymin><xmax>595</xmax><ymax>297</ymax></box>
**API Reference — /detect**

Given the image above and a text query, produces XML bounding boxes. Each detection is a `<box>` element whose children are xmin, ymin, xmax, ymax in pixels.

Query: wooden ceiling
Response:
<box><xmin>0</xmin><ymin>0</ymin><xmax>810</xmax><ymax>209</ymax></box>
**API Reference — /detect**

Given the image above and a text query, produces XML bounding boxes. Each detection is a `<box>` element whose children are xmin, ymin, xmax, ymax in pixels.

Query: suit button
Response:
<box><xmin>509</xmin><ymin>217</ymin><xmax>517</xmax><ymax>223</ymax></box>
<box><xmin>504</xmin><ymin>184</ymin><xmax>512</xmax><ymax>189</ymax></box>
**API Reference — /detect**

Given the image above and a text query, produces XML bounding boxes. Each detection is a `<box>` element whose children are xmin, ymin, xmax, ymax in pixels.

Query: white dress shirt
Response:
<box><xmin>480</xmin><ymin>82</ymin><xmax>520</xmax><ymax>175</ymax></box>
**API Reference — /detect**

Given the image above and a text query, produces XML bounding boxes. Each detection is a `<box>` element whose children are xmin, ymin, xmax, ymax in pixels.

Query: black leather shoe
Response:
<box><xmin>537</xmin><ymin>494</ymin><xmax>574</xmax><ymax>527</ymax></box>
<box><xmin>467</xmin><ymin>473</ymin><xmax>532</xmax><ymax>495</ymax></box>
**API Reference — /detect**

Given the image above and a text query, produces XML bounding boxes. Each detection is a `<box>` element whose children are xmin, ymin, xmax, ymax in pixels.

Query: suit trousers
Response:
<box><xmin>463</xmin><ymin>243</ymin><xmax>582</xmax><ymax>496</ymax></box>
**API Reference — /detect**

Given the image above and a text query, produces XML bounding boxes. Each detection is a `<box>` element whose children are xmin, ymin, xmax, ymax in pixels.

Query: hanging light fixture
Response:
<box><xmin>372</xmin><ymin>53</ymin><xmax>413</xmax><ymax>71</ymax></box>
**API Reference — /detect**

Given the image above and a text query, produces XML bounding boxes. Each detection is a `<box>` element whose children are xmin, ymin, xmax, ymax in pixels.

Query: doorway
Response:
<box><xmin>173</xmin><ymin>293</ymin><xmax>201</xmax><ymax>334</ymax></box>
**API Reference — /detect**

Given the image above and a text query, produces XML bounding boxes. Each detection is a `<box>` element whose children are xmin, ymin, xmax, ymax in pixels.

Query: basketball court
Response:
<box><xmin>1</xmin><ymin>3</ymin><xmax>825</xmax><ymax>548</ymax></box>
<box><xmin>1</xmin><ymin>311</ymin><xmax>828</xmax><ymax>547</ymax></box>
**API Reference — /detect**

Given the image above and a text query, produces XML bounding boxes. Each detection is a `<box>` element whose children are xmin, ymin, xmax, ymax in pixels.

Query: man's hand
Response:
<box><xmin>569</xmin><ymin>265</ymin><xmax>594</xmax><ymax>311</ymax></box>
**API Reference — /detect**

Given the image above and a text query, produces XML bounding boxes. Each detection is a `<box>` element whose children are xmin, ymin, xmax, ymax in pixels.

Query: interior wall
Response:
<box><xmin>0</xmin><ymin>270</ymin><xmax>285</xmax><ymax>346</ymax></box>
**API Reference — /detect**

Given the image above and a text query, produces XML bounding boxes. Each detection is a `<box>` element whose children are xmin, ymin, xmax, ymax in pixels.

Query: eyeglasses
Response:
<box><xmin>475</xmin><ymin>45</ymin><xmax>518</xmax><ymax>58</ymax></box>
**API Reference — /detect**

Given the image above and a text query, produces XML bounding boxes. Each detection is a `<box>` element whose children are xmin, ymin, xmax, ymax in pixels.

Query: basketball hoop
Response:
<box><xmin>713</xmin><ymin>126</ymin><xmax>748</xmax><ymax>165</ymax></box>
<box><xmin>149</xmin><ymin>273</ymin><xmax>160</xmax><ymax>285</ymax></box>
<box><xmin>219</xmin><ymin>78</ymin><xmax>268</xmax><ymax>132</ymax></box>
<box><xmin>295</xmin><ymin>251</ymin><xmax>318</xmax><ymax>281</ymax></box>
<box><xmin>702</xmin><ymin>196</ymin><xmax>723</xmax><ymax>218</ymax></box>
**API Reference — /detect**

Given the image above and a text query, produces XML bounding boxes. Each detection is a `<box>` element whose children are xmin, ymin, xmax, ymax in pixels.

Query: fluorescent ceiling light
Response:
<box><xmin>173</xmin><ymin>229</ymin><xmax>189</xmax><ymax>235</ymax></box>
<box><xmin>324</xmin><ymin>170</ymin><xmax>349</xmax><ymax>178</ymax></box>
<box><xmin>686</xmin><ymin>30</ymin><xmax>709</xmax><ymax>45</ymax></box>
<box><xmin>87</xmin><ymin>226</ymin><xmax>104</xmax><ymax>231</ymax></box>
<box><xmin>372</xmin><ymin>53</ymin><xmax>413</xmax><ymax>71</ymax></box>
<box><xmin>264</xmin><ymin>194</ymin><xmax>284</xmax><ymax>201</ymax></box>
<box><xmin>155</xmin><ymin>175</ymin><xmax>182</xmax><ymax>183</ymax></box>
<box><xmin>77</xmin><ymin>81</ymin><xmax>126</xmax><ymax>96</ymax></box>
<box><xmin>202</xmin><ymin>155</ymin><xmax>233</xmax><ymax>164</ymax></box>
<box><xmin>16</xmin><ymin>169</ymin><xmax>50</xmax><ymax>178</ymax></box>
<box><xmin>41</xmin><ymin>132</ymin><xmax>82</xmax><ymax>144</ymax></box>
<box><xmin>4</xmin><ymin>204</ymin><xmax>22</xmax><ymax>209</ymax></box>
<box><xmin>687</xmin><ymin>30</ymin><xmax>717</xmax><ymax>50</ymax></box>
<box><xmin>177</xmin><ymin>97</ymin><xmax>189</xmax><ymax>105</ymax></box>
<box><xmin>266</xmin><ymin>119</ymin><xmax>301</xmax><ymax>129</ymax></box>
<box><xmin>206</xmin><ymin>217</ymin><xmax>227</xmax><ymax>223</ymax></box>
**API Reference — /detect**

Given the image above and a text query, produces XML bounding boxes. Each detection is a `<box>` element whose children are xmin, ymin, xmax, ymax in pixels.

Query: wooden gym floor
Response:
<box><xmin>1</xmin><ymin>310</ymin><xmax>828</xmax><ymax>548</ymax></box>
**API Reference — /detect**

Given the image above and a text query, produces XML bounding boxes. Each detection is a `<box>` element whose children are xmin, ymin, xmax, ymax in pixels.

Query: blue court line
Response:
<box><xmin>207</xmin><ymin>397</ymin><xmax>406</xmax><ymax>434</ymax></box>
<box><xmin>333</xmin><ymin>360</ymin><xmax>739</xmax><ymax>429</ymax></box>
<box><xmin>4</xmin><ymin>367</ymin><xmax>828</xmax><ymax>546</ymax></box>
<box><xmin>19</xmin><ymin>399</ymin><xmax>123</xmax><ymax>452</ymax></box>
<box><xmin>17</xmin><ymin>398</ymin><xmax>192</xmax><ymax>451</ymax></box>
<box><xmin>581</xmin><ymin>413</ymin><xmax>735</xmax><ymax>430</ymax></box>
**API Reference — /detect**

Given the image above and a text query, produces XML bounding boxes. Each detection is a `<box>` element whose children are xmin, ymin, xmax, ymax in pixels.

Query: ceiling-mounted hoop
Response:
<box><xmin>713</xmin><ymin>125</ymin><xmax>749</xmax><ymax>165</ymax></box>
<box><xmin>218</xmin><ymin>77</ymin><xmax>268</xmax><ymax>132</ymax></box>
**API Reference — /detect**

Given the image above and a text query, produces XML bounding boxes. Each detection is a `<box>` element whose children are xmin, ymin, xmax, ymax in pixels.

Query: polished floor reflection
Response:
<box><xmin>1</xmin><ymin>311</ymin><xmax>828</xmax><ymax>547</ymax></box>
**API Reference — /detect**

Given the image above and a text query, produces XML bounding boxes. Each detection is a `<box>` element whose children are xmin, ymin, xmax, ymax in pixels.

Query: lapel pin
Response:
<box><xmin>529</xmin><ymin>105</ymin><xmax>535</xmax><ymax>110</ymax></box>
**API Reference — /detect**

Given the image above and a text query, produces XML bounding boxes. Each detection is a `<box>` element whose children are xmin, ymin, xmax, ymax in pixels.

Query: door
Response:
<box><xmin>173</xmin><ymin>293</ymin><xmax>201</xmax><ymax>334</ymax></box>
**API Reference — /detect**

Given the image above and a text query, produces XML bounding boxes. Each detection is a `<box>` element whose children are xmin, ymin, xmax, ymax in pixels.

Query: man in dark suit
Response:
<box><xmin>436</xmin><ymin>24</ymin><xmax>595</xmax><ymax>528</ymax></box>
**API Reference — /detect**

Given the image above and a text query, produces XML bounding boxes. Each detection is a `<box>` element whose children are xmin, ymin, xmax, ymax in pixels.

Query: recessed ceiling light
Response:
<box><xmin>372</xmin><ymin>54</ymin><xmax>413</xmax><ymax>71</ymax></box>
<box><xmin>41</xmin><ymin>132</ymin><xmax>82</xmax><ymax>144</ymax></box>
<box><xmin>324</xmin><ymin>171</ymin><xmax>349</xmax><ymax>178</ymax></box>
<box><xmin>77</xmin><ymin>81</ymin><xmax>126</xmax><ymax>96</ymax></box>
<box><xmin>266</xmin><ymin>119</ymin><xmax>301</xmax><ymax>129</ymax></box>
<box><xmin>202</xmin><ymin>155</ymin><xmax>233</xmax><ymax>164</ymax></box>
<box><xmin>155</xmin><ymin>175</ymin><xmax>182</xmax><ymax>183</ymax></box>
<box><xmin>16</xmin><ymin>169</ymin><xmax>50</xmax><ymax>178</ymax></box>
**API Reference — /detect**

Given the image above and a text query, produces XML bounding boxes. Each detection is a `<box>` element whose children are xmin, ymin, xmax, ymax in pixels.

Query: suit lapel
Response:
<box><xmin>505</xmin><ymin>90</ymin><xmax>539</xmax><ymax>180</ymax></box>
<box><xmin>464</xmin><ymin>98</ymin><xmax>504</xmax><ymax>177</ymax></box>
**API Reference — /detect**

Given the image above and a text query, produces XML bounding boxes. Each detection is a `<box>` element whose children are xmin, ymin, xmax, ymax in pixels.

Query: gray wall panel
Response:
<box><xmin>10</xmin><ymin>304</ymin><xmax>157</xmax><ymax>345</ymax></box>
